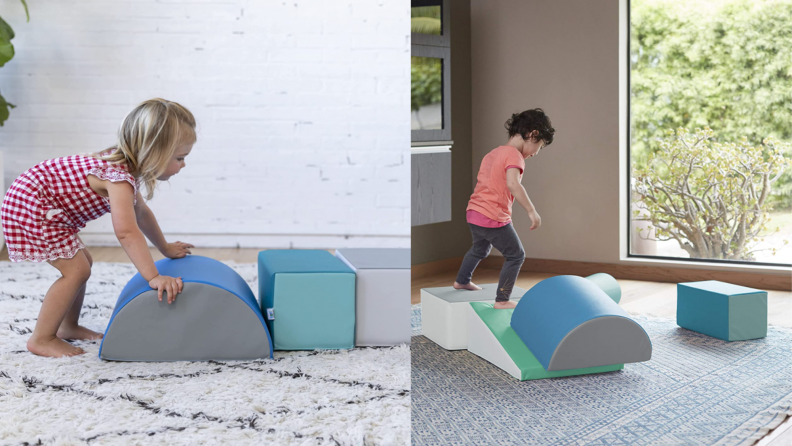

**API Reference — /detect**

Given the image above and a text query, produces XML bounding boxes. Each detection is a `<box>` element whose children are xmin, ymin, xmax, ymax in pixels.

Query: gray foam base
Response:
<box><xmin>101</xmin><ymin>282</ymin><xmax>271</xmax><ymax>361</ymax></box>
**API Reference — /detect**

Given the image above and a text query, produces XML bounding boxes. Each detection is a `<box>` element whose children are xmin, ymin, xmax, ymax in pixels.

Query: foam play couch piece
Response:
<box><xmin>258</xmin><ymin>249</ymin><xmax>356</xmax><ymax>350</ymax></box>
<box><xmin>511</xmin><ymin>275</ymin><xmax>652</xmax><ymax>371</ymax></box>
<box><xmin>677</xmin><ymin>281</ymin><xmax>767</xmax><ymax>341</ymax></box>
<box><xmin>100</xmin><ymin>255</ymin><xmax>273</xmax><ymax>362</ymax></box>
<box><xmin>421</xmin><ymin>283</ymin><xmax>527</xmax><ymax>350</ymax></box>
<box><xmin>467</xmin><ymin>302</ymin><xmax>624</xmax><ymax>380</ymax></box>
<box><xmin>335</xmin><ymin>248</ymin><xmax>410</xmax><ymax>346</ymax></box>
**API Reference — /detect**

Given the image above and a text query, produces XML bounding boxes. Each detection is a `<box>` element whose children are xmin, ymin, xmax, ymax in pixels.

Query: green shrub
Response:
<box><xmin>632</xmin><ymin>127</ymin><xmax>791</xmax><ymax>261</ymax></box>
<box><xmin>631</xmin><ymin>0</ymin><xmax>792</xmax><ymax>209</ymax></box>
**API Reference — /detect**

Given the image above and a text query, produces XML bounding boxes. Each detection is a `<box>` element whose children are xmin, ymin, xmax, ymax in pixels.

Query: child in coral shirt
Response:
<box><xmin>453</xmin><ymin>108</ymin><xmax>555</xmax><ymax>309</ymax></box>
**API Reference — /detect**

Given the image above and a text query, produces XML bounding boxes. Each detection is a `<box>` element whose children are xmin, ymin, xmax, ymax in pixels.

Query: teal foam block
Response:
<box><xmin>677</xmin><ymin>281</ymin><xmax>767</xmax><ymax>341</ymax></box>
<box><xmin>258</xmin><ymin>250</ymin><xmax>356</xmax><ymax>350</ymax></box>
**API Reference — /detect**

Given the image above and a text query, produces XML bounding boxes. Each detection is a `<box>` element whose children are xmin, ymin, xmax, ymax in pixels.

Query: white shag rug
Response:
<box><xmin>0</xmin><ymin>260</ymin><xmax>410</xmax><ymax>446</ymax></box>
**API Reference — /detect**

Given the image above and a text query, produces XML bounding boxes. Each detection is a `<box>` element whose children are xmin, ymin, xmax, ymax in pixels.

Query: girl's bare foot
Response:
<box><xmin>453</xmin><ymin>281</ymin><xmax>482</xmax><ymax>291</ymax></box>
<box><xmin>493</xmin><ymin>301</ymin><xmax>517</xmax><ymax>309</ymax></box>
<box><xmin>27</xmin><ymin>335</ymin><xmax>86</xmax><ymax>357</ymax></box>
<box><xmin>57</xmin><ymin>325</ymin><xmax>104</xmax><ymax>341</ymax></box>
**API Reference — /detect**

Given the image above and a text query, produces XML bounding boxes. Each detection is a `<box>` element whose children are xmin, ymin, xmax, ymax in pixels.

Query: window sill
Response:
<box><xmin>619</xmin><ymin>255</ymin><xmax>791</xmax><ymax>275</ymax></box>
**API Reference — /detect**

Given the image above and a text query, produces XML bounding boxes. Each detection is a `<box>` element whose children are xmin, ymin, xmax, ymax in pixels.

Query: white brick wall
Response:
<box><xmin>0</xmin><ymin>0</ymin><xmax>410</xmax><ymax>249</ymax></box>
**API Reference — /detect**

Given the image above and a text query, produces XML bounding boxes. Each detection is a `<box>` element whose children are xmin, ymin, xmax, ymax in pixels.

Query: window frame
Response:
<box><xmin>411</xmin><ymin>0</ymin><xmax>450</xmax><ymax>47</ymax></box>
<box><xmin>411</xmin><ymin>0</ymin><xmax>452</xmax><ymax>144</ymax></box>
<box><xmin>625</xmin><ymin>0</ymin><xmax>791</xmax><ymax>268</ymax></box>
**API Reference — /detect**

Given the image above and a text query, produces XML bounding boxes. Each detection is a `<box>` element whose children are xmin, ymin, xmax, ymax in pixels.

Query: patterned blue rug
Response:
<box><xmin>411</xmin><ymin>304</ymin><xmax>792</xmax><ymax>446</ymax></box>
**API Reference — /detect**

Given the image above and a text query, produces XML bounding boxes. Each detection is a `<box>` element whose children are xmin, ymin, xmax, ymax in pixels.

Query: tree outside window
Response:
<box><xmin>630</xmin><ymin>0</ymin><xmax>792</xmax><ymax>265</ymax></box>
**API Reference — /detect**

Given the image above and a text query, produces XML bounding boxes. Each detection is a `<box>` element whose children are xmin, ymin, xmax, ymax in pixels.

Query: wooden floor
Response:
<box><xmin>412</xmin><ymin>267</ymin><xmax>792</xmax><ymax>329</ymax></box>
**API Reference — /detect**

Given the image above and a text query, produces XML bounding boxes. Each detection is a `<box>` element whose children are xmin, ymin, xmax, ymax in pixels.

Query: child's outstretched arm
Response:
<box><xmin>133</xmin><ymin>191</ymin><xmax>193</xmax><ymax>259</ymax></box>
<box><xmin>105</xmin><ymin>181</ymin><xmax>183</xmax><ymax>303</ymax></box>
<box><xmin>506</xmin><ymin>167</ymin><xmax>542</xmax><ymax>230</ymax></box>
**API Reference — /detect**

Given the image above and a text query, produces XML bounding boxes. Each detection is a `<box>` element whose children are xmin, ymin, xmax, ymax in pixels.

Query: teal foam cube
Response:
<box><xmin>258</xmin><ymin>250</ymin><xmax>356</xmax><ymax>350</ymax></box>
<box><xmin>677</xmin><ymin>281</ymin><xmax>767</xmax><ymax>341</ymax></box>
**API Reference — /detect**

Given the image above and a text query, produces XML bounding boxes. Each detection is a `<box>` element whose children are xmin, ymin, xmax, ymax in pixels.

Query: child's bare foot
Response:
<box><xmin>453</xmin><ymin>281</ymin><xmax>482</xmax><ymax>291</ymax></box>
<box><xmin>27</xmin><ymin>335</ymin><xmax>86</xmax><ymax>357</ymax></box>
<box><xmin>57</xmin><ymin>325</ymin><xmax>104</xmax><ymax>341</ymax></box>
<box><xmin>493</xmin><ymin>301</ymin><xmax>517</xmax><ymax>309</ymax></box>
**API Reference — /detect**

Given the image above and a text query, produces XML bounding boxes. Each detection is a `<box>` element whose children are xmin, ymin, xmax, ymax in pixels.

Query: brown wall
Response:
<box><xmin>470</xmin><ymin>0</ymin><xmax>622</xmax><ymax>263</ymax></box>
<box><xmin>411</xmin><ymin>0</ymin><xmax>474</xmax><ymax>265</ymax></box>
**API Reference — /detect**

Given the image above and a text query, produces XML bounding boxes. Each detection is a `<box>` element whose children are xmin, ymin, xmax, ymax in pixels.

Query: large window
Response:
<box><xmin>628</xmin><ymin>0</ymin><xmax>792</xmax><ymax>266</ymax></box>
<box><xmin>411</xmin><ymin>0</ymin><xmax>451</xmax><ymax>143</ymax></box>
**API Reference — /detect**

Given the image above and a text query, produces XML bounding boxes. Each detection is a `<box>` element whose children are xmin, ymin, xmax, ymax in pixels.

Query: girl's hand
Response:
<box><xmin>528</xmin><ymin>210</ymin><xmax>542</xmax><ymax>230</ymax></box>
<box><xmin>148</xmin><ymin>274</ymin><xmax>184</xmax><ymax>304</ymax></box>
<box><xmin>162</xmin><ymin>241</ymin><xmax>194</xmax><ymax>259</ymax></box>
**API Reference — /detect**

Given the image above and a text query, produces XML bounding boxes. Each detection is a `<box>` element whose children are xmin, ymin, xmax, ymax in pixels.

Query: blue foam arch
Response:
<box><xmin>510</xmin><ymin>275</ymin><xmax>651</xmax><ymax>371</ymax></box>
<box><xmin>99</xmin><ymin>255</ymin><xmax>273</xmax><ymax>359</ymax></box>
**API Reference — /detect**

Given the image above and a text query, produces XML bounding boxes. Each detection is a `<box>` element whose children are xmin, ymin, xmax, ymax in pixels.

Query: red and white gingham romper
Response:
<box><xmin>1</xmin><ymin>150</ymin><xmax>138</xmax><ymax>263</ymax></box>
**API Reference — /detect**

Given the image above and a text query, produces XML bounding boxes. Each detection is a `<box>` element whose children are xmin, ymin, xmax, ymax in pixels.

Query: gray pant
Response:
<box><xmin>456</xmin><ymin>223</ymin><xmax>526</xmax><ymax>302</ymax></box>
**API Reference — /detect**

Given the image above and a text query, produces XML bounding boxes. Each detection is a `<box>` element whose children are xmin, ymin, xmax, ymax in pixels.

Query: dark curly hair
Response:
<box><xmin>505</xmin><ymin>108</ymin><xmax>555</xmax><ymax>146</ymax></box>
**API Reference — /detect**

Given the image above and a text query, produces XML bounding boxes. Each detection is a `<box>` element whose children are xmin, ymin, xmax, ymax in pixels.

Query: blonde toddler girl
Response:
<box><xmin>1</xmin><ymin>98</ymin><xmax>197</xmax><ymax>357</ymax></box>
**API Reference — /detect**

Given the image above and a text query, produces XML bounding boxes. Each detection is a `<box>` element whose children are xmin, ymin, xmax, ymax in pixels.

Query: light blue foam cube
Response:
<box><xmin>258</xmin><ymin>250</ymin><xmax>356</xmax><ymax>350</ymax></box>
<box><xmin>677</xmin><ymin>281</ymin><xmax>767</xmax><ymax>341</ymax></box>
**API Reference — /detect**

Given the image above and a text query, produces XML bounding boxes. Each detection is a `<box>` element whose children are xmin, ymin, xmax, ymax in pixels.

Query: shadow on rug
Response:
<box><xmin>0</xmin><ymin>261</ymin><xmax>410</xmax><ymax>446</ymax></box>
<box><xmin>411</xmin><ymin>304</ymin><xmax>792</xmax><ymax>446</ymax></box>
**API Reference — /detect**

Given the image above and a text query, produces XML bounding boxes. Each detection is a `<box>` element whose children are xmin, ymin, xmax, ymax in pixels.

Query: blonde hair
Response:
<box><xmin>95</xmin><ymin>98</ymin><xmax>196</xmax><ymax>200</ymax></box>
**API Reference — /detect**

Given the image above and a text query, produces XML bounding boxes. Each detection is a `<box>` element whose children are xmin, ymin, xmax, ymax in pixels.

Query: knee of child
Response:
<box><xmin>77</xmin><ymin>249</ymin><xmax>93</xmax><ymax>277</ymax></box>
<box><xmin>73</xmin><ymin>266</ymin><xmax>92</xmax><ymax>283</ymax></box>
<box><xmin>506</xmin><ymin>249</ymin><xmax>526</xmax><ymax>263</ymax></box>
<box><xmin>64</xmin><ymin>262</ymin><xmax>91</xmax><ymax>283</ymax></box>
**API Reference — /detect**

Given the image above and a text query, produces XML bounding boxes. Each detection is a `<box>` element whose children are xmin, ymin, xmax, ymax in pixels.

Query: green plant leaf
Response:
<box><xmin>0</xmin><ymin>16</ymin><xmax>15</xmax><ymax>67</ymax></box>
<box><xmin>0</xmin><ymin>42</ymin><xmax>13</xmax><ymax>68</ymax></box>
<box><xmin>0</xmin><ymin>90</ymin><xmax>16</xmax><ymax>126</ymax></box>
<box><xmin>0</xmin><ymin>16</ymin><xmax>15</xmax><ymax>41</ymax></box>
<box><xmin>0</xmin><ymin>5</ymin><xmax>26</xmax><ymax>126</ymax></box>
<box><xmin>20</xmin><ymin>0</ymin><xmax>30</xmax><ymax>22</ymax></box>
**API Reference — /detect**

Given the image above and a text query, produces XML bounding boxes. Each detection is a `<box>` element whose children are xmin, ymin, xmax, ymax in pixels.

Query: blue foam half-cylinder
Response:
<box><xmin>510</xmin><ymin>275</ymin><xmax>651</xmax><ymax>371</ymax></box>
<box><xmin>99</xmin><ymin>255</ymin><xmax>273</xmax><ymax>361</ymax></box>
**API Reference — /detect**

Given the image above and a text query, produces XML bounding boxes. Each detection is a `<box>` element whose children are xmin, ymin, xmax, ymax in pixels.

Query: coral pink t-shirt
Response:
<box><xmin>466</xmin><ymin>145</ymin><xmax>525</xmax><ymax>224</ymax></box>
